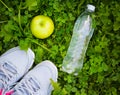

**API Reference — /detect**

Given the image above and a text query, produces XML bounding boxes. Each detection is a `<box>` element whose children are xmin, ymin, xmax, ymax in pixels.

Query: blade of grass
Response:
<box><xmin>0</xmin><ymin>0</ymin><xmax>11</xmax><ymax>11</ymax></box>
<box><xmin>0</xmin><ymin>21</ymin><xmax>7</xmax><ymax>23</ymax></box>
<box><xmin>29</xmin><ymin>39</ymin><xmax>51</xmax><ymax>52</ymax></box>
<box><xmin>18</xmin><ymin>3</ymin><xmax>23</xmax><ymax>31</ymax></box>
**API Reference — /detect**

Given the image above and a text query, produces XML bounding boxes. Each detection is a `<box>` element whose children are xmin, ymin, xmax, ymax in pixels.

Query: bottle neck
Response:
<box><xmin>86</xmin><ymin>8</ymin><xmax>94</xmax><ymax>13</ymax></box>
<box><xmin>81</xmin><ymin>9</ymin><xmax>93</xmax><ymax>16</ymax></box>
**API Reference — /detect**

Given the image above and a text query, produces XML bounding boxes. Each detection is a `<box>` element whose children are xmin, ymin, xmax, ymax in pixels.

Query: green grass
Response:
<box><xmin>0</xmin><ymin>0</ymin><xmax>120</xmax><ymax>95</ymax></box>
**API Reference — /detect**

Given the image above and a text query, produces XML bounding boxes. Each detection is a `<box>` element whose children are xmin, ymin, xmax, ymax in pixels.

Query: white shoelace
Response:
<box><xmin>0</xmin><ymin>62</ymin><xmax>17</xmax><ymax>90</ymax></box>
<box><xmin>13</xmin><ymin>77</ymin><xmax>41</xmax><ymax>95</ymax></box>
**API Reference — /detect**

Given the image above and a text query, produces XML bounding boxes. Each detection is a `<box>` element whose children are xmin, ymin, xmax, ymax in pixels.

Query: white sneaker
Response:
<box><xmin>6</xmin><ymin>60</ymin><xmax>58</xmax><ymax>95</ymax></box>
<box><xmin>0</xmin><ymin>46</ymin><xmax>35</xmax><ymax>94</ymax></box>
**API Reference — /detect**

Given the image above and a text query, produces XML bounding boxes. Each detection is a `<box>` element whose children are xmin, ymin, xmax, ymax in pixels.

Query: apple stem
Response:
<box><xmin>39</xmin><ymin>22</ymin><xmax>44</xmax><ymax>27</ymax></box>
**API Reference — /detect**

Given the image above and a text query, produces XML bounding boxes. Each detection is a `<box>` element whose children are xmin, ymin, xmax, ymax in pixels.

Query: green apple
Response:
<box><xmin>30</xmin><ymin>15</ymin><xmax>54</xmax><ymax>39</ymax></box>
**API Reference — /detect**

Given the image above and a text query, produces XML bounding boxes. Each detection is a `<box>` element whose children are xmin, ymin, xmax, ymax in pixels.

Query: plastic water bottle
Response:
<box><xmin>62</xmin><ymin>4</ymin><xmax>95</xmax><ymax>75</ymax></box>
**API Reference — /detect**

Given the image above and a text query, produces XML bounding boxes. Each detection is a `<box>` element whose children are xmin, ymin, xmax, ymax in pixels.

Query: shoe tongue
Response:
<box><xmin>0</xmin><ymin>89</ymin><xmax>3</xmax><ymax>95</ymax></box>
<box><xmin>3</xmin><ymin>62</ymin><xmax>17</xmax><ymax>74</ymax></box>
<box><xmin>5</xmin><ymin>90</ymin><xmax>14</xmax><ymax>95</ymax></box>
